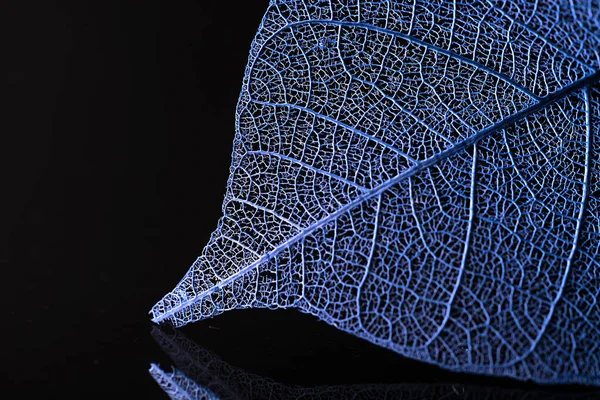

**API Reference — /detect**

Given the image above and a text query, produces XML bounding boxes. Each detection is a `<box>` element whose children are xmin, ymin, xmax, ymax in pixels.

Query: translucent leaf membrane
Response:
<box><xmin>152</xmin><ymin>0</ymin><xmax>600</xmax><ymax>385</ymax></box>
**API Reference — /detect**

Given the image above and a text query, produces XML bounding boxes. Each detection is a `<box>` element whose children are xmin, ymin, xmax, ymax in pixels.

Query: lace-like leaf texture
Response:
<box><xmin>151</xmin><ymin>0</ymin><xmax>600</xmax><ymax>385</ymax></box>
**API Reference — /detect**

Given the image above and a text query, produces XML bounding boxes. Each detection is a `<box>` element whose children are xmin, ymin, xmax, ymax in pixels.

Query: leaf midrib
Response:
<box><xmin>153</xmin><ymin>69</ymin><xmax>600</xmax><ymax>324</ymax></box>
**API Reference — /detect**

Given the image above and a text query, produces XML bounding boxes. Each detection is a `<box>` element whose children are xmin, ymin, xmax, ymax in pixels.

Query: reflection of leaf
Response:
<box><xmin>149</xmin><ymin>327</ymin><xmax>600</xmax><ymax>400</ymax></box>
<box><xmin>151</xmin><ymin>0</ymin><xmax>600</xmax><ymax>385</ymax></box>
<box><xmin>149</xmin><ymin>364</ymin><xmax>219</xmax><ymax>400</ymax></box>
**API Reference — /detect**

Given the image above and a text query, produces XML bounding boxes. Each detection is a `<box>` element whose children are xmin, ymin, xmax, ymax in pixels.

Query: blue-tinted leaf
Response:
<box><xmin>151</xmin><ymin>0</ymin><xmax>600</xmax><ymax>385</ymax></box>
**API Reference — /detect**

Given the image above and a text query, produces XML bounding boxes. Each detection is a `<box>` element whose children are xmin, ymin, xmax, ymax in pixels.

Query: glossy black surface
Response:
<box><xmin>4</xmin><ymin>1</ymin><xmax>599</xmax><ymax>398</ymax></box>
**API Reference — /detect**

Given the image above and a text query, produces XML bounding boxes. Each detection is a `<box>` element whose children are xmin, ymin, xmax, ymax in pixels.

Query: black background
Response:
<box><xmin>4</xmin><ymin>1</ymin><xmax>599</xmax><ymax>398</ymax></box>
